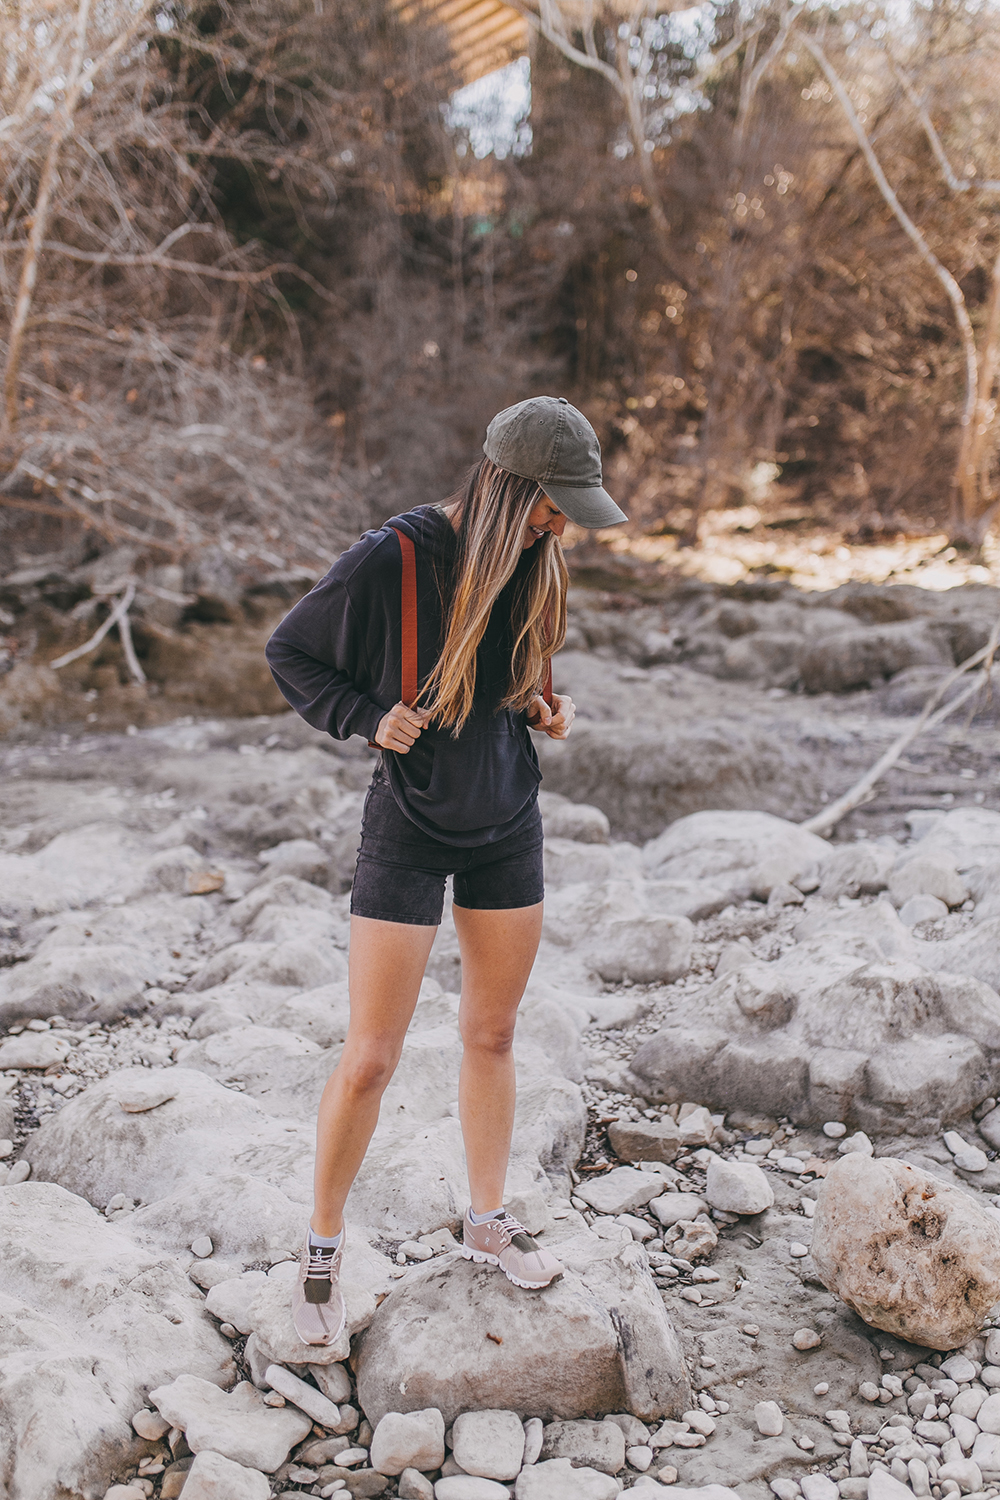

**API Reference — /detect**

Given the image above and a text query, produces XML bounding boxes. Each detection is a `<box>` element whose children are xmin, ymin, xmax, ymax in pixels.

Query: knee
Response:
<box><xmin>338</xmin><ymin>1046</ymin><xmax>399</xmax><ymax>1098</ymax></box>
<box><xmin>461</xmin><ymin>1020</ymin><xmax>516</xmax><ymax>1057</ymax></box>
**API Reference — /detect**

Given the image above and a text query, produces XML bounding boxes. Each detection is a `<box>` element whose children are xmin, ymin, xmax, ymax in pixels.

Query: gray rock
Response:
<box><xmin>264</xmin><ymin>1364</ymin><xmax>341</xmax><ymax>1427</ymax></box>
<box><xmin>205</xmin><ymin>1273</ymin><xmax>269</xmax><ymax>1335</ymax></box>
<box><xmin>149</xmin><ymin>1374</ymin><xmax>311</xmax><ymax>1471</ymax></box>
<box><xmin>369</xmin><ymin>1409</ymin><xmax>445</xmax><ymax>1476</ymax></box>
<box><xmin>641</xmin><ymin>810</ymin><xmax>830</xmax><ymax>894</ymax></box>
<box><xmin>890</xmin><ymin>856</ymin><xmax>968</xmax><ymax>910</ymax></box>
<box><xmin>540</xmin><ymin>1418</ymin><xmax>626</xmax><ymax>1473</ymax></box>
<box><xmin>811</xmin><ymin>1154</ymin><xmax>1000</xmax><ymax>1349</ymax></box>
<box><xmin>538</xmin><ymin>791</ymin><xmax>611</xmax><ymax>844</ymax></box>
<box><xmin>522</xmin><ymin>1417</ymin><xmax>544</xmax><ymax>1465</ymax></box>
<box><xmin>399</xmin><ymin>1472</ymin><xmax>435</xmax><ymax>1500</ymax></box>
<box><xmin>592</xmin><ymin>914</ymin><xmax>693</xmax><ymax>985</ymax></box>
<box><xmin>649</xmin><ymin>1193</ymin><xmax>710</xmax><ymax>1227</ymax></box>
<box><xmin>899</xmin><ymin>894</ymin><xmax>949</xmax><ymax>927</ymax></box>
<box><xmin>450</xmin><ymin>1410</ymin><xmax>525</xmax><ymax>1481</ymax></box>
<box><xmin>247</xmin><ymin>1273</ymin><xmax>376</xmax><ymax>1366</ymax></box>
<box><xmin>177</xmin><ymin>1450</ymin><xmax>270</xmax><ymax>1500</ymax></box>
<box><xmin>704</xmin><ymin>1156</ymin><xmax>774</xmax><ymax>1216</ymax></box>
<box><xmin>0</xmin><ymin>1032</ymin><xmax>70</xmax><ymax>1069</ymax></box>
<box><xmin>353</xmin><ymin>1242</ymin><xmax>691</xmax><ymax>1426</ymax></box>
<box><xmin>514</xmin><ymin>1458</ymin><xmax>620</xmax><ymax>1499</ymax></box>
<box><xmin>434</xmin><ymin>1480</ymin><xmax>511</xmax><ymax>1500</ymax></box>
<box><xmin>0</xmin><ymin>1181</ymin><xmax>233</xmax><ymax>1500</ymax></box>
<box><xmin>818</xmin><ymin>843</ymin><xmax>896</xmax><ymax>900</ymax></box>
<box><xmin>0</xmin><ymin>941</ymin><xmax>156</xmax><ymax>1026</ymax></box>
<box><xmin>865</xmin><ymin>1033</ymin><xmax>990</xmax><ymax>1121</ymax></box>
<box><xmin>607</xmin><ymin>1117</ymin><xmax>681</xmax><ymax>1164</ymax></box>
<box><xmin>309</xmin><ymin>1362</ymin><xmax>353</xmax><ymax>1404</ymax></box>
<box><xmin>575</xmin><ymin>1167</ymin><xmax>664</xmax><ymax>1217</ymax></box>
<box><xmin>799</xmin><ymin>620</ymin><xmax>953</xmax><ymax>694</ymax></box>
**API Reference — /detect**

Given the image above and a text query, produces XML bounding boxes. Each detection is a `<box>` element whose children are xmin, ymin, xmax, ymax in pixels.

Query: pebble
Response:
<box><xmin>433</xmin><ymin>1480</ymin><xmax>512</xmax><ymax>1499</ymax></box>
<box><xmin>800</xmin><ymin>1476</ymin><xmax>838</xmax><ymax>1500</ymax></box>
<box><xmin>132</xmin><ymin>1409</ymin><xmax>170</xmax><ymax>1441</ymax></box>
<box><xmin>6</xmin><ymin>1160</ymin><xmax>30</xmax><ymax>1184</ymax></box>
<box><xmin>814</xmin><ymin>1383</ymin><xmax>830</xmax><ymax>1396</ymax></box>
<box><xmin>683</xmin><ymin>1411</ymin><xmax>716</xmax><ymax>1437</ymax></box>
<box><xmin>792</xmin><ymin>1329</ymin><xmax>822</xmax><ymax>1351</ymax></box>
<box><xmin>190</xmin><ymin>1236</ymin><xmax>214</xmax><ymax>1259</ymax></box>
<box><xmin>399</xmin><ymin>1240</ymin><xmax>434</xmax><ymax>1261</ymax></box>
<box><xmin>954</xmin><ymin>1147</ymin><xmax>989</xmax><ymax>1172</ymax></box>
<box><xmin>265</xmin><ymin>1364</ymin><xmax>341</xmax><ymax>1428</ymax></box>
<box><xmin>838</xmin><ymin>1131</ymin><xmax>874</xmax><ymax>1156</ymax></box>
<box><xmin>522</xmin><ymin>1417</ymin><xmax>543</xmax><ymax>1466</ymax></box>
<box><xmin>859</xmin><ymin>1382</ymin><xmax>880</xmax><ymax>1402</ymax></box>
<box><xmin>333</xmin><ymin>1448</ymin><xmax>369</xmax><ymax>1467</ymax></box>
<box><xmin>789</xmin><ymin>1242</ymin><xmax>809</xmax><ymax>1258</ymax></box>
<box><xmin>626</xmin><ymin>1445</ymin><xmax>653</xmax><ymax>1470</ymax></box>
<box><xmin>399</xmin><ymin>1473</ymin><xmax>434</xmax><ymax>1500</ymax></box>
<box><xmin>823</xmin><ymin>1122</ymin><xmax>848</xmax><ymax>1138</ymax></box>
<box><xmin>754</xmin><ymin>1401</ymin><xmax>784</xmax><ymax>1436</ymax></box>
<box><xmin>770</xmin><ymin>1482</ymin><xmax>801</xmax><ymax>1500</ymax></box>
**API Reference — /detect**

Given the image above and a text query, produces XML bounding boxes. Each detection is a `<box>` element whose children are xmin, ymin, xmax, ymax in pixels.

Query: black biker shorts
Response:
<box><xmin>350</xmin><ymin>765</ymin><xmax>544</xmax><ymax>926</ymax></box>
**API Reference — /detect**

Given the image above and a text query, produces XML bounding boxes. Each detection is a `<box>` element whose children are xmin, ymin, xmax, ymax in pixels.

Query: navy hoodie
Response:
<box><xmin>264</xmin><ymin>504</ymin><xmax>542</xmax><ymax>846</ymax></box>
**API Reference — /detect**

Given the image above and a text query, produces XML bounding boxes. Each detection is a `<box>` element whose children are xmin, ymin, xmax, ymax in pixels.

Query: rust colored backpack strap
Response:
<box><xmin>390</xmin><ymin>526</ymin><xmax>419</xmax><ymax>707</ymax></box>
<box><xmin>368</xmin><ymin>526</ymin><xmax>419</xmax><ymax>748</ymax></box>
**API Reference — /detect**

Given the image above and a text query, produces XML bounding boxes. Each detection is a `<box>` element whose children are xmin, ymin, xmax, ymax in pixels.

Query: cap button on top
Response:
<box><xmin>558</xmin><ymin>397</ymin><xmax>568</xmax><ymax>404</ymax></box>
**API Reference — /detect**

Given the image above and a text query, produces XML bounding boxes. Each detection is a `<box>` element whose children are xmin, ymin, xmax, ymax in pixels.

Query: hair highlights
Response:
<box><xmin>421</xmin><ymin>458</ymin><xmax>568</xmax><ymax>733</ymax></box>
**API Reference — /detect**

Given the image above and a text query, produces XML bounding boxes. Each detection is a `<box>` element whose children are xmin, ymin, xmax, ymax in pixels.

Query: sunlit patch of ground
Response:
<box><xmin>576</xmin><ymin>506</ymin><xmax>1000</xmax><ymax>592</ymax></box>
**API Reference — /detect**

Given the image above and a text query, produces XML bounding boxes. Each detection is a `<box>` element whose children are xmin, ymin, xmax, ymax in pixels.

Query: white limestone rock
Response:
<box><xmin>0</xmin><ymin>1181</ymin><xmax>233</xmax><ymax>1500</ymax></box>
<box><xmin>149</xmin><ymin>1373</ymin><xmax>311</xmax><ymax>1472</ymax></box>
<box><xmin>247</xmin><ymin>1274</ymin><xmax>376</xmax><ymax>1365</ymax></box>
<box><xmin>513</xmin><ymin>1458</ymin><xmax>621</xmax><ymax>1500</ymax></box>
<box><xmin>641</xmin><ymin>810</ymin><xmax>830</xmax><ymax>895</ymax></box>
<box><xmin>177</xmin><ymin>1450</ymin><xmax>270</xmax><ymax>1500</ymax></box>
<box><xmin>575</xmin><ymin>1167</ymin><xmax>664</xmax><ymax>1217</ymax></box>
<box><xmin>354</xmin><ymin>1236</ymin><xmax>691</xmax><ymax>1426</ymax></box>
<box><xmin>450</xmin><ymin>1410</ymin><xmax>525</xmax><ymax>1481</ymax></box>
<box><xmin>539</xmin><ymin>1418</ymin><xmax>626</xmax><ymax>1473</ymax></box>
<box><xmin>704</xmin><ymin>1156</ymin><xmax>774</xmax><ymax>1216</ymax></box>
<box><xmin>593</xmin><ymin>914</ymin><xmax>693</xmax><ymax>985</ymax></box>
<box><xmin>0</xmin><ymin>1031</ymin><xmax>71</xmax><ymax>1069</ymax></box>
<box><xmin>369</xmin><ymin>1408</ymin><xmax>446</xmax><ymax>1476</ymax></box>
<box><xmin>811</xmin><ymin>1153</ymin><xmax>1000</xmax><ymax>1348</ymax></box>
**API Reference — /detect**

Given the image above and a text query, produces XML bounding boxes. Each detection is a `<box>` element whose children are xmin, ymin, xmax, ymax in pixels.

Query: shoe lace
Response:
<box><xmin>494</xmin><ymin>1214</ymin><xmax>529</xmax><ymax>1244</ymax></box>
<box><xmin>306</xmin><ymin>1246</ymin><xmax>336</xmax><ymax>1280</ymax></box>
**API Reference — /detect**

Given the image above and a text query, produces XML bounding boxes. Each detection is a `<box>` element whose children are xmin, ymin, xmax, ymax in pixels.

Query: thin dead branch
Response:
<box><xmin>49</xmin><ymin>580</ymin><xmax>137</xmax><ymax>670</ymax></box>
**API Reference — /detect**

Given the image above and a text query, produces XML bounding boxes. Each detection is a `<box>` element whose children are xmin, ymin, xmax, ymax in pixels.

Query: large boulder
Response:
<box><xmin>641</xmin><ymin>810</ymin><xmax>830</xmax><ymax>897</ymax></box>
<box><xmin>799</xmin><ymin>620</ymin><xmax>953</xmax><ymax>693</ymax></box>
<box><xmin>628</xmin><ymin>902</ymin><xmax>1000</xmax><ymax>1129</ymax></box>
<box><xmin>811</xmin><ymin>1153</ymin><xmax>1000</xmax><ymax>1349</ymax></box>
<box><xmin>353</xmin><ymin>1235</ymin><xmax>691</xmax><ymax>1427</ymax></box>
<box><xmin>0</xmin><ymin>1181</ymin><xmax>234</xmax><ymax>1500</ymax></box>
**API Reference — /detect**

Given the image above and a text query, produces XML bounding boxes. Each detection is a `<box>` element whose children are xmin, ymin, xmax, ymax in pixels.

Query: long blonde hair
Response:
<box><xmin>421</xmin><ymin>457</ymin><xmax>568</xmax><ymax>733</ymax></box>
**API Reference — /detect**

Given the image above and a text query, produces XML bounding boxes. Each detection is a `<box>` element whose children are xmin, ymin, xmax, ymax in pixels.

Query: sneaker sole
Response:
<box><xmin>461</xmin><ymin>1244</ymin><xmax>562</xmax><ymax>1290</ymax></box>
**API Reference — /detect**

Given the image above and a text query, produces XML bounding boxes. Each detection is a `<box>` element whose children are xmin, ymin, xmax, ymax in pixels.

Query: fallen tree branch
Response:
<box><xmin>49</xmin><ymin>581</ymin><xmax>136</xmax><ymax>670</ymax></box>
<box><xmin>800</xmin><ymin>618</ymin><xmax>1000</xmax><ymax>836</ymax></box>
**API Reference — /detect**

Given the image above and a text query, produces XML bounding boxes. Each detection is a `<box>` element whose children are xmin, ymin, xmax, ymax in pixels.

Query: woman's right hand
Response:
<box><xmin>375</xmin><ymin>702</ymin><xmax>430</xmax><ymax>753</ymax></box>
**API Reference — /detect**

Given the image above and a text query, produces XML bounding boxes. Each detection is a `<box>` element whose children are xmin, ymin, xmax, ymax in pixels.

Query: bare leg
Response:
<box><xmin>311</xmin><ymin>915</ymin><xmax>437</xmax><ymax>1237</ymax></box>
<box><xmin>453</xmin><ymin>902</ymin><xmax>544</xmax><ymax>1215</ymax></box>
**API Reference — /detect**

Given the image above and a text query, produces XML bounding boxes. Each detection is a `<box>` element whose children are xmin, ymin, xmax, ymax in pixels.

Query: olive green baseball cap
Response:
<box><xmin>484</xmin><ymin>395</ymin><xmax>627</xmax><ymax>527</ymax></box>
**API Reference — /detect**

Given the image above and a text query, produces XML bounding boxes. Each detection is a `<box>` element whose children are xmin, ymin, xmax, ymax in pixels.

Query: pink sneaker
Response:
<box><xmin>461</xmin><ymin>1210</ymin><xmax>564</xmax><ymax>1290</ymax></box>
<box><xmin>291</xmin><ymin>1230</ymin><xmax>346</xmax><ymax>1346</ymax></box>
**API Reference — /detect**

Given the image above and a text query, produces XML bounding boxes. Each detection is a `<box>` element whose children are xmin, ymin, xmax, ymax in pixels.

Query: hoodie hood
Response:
<box><xmin>383</xmin><ymin>504</ymin><xmax>456</xmax><ymax>565</ymax></box>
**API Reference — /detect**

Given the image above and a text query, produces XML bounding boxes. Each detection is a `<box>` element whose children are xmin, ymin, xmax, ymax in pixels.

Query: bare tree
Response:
<box><xmin>801</xmin><ymin>32</ymin><xmax>1000</xmax><ymax>547</ymax></box>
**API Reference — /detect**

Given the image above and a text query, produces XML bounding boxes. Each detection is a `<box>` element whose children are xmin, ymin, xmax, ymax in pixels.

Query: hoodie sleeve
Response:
<box><xmin>265</xmin><ymin>574</ymin><xmax>386</xmax><ymax>744</ymax></box>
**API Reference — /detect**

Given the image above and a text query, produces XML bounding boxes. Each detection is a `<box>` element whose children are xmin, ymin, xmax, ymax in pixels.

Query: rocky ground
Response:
<box><xmin>3</xmin><ymin>583</ymin><xmax>1000</xmax><ymax>1500</ymax></box>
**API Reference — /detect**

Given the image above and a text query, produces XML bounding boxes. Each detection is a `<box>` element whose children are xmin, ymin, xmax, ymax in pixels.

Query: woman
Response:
<box><xmin>266</xmin><ymin>395</ymin><xmax>626</xmax><ymax>1345</ymax></box>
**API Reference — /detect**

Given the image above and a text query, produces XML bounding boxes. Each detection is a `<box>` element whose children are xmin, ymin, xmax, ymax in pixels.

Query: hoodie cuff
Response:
<box><xmin>347</xmin><ymin>697</ymin><xmax>385</xmax><ymax>746</ymax></box>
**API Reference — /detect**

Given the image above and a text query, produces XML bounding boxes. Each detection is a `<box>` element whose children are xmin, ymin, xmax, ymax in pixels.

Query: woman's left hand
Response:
<box><xmin>527</xmin><ymin>692</ymin><xmax>576</xmax><ymax>739</ymax></box>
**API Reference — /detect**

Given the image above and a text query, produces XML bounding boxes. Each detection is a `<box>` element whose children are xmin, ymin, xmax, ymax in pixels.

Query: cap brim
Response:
<box><xmin>540</xmin><ymin>482</ymin><xmax>627</xmax><ymax>528</ymax></box>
